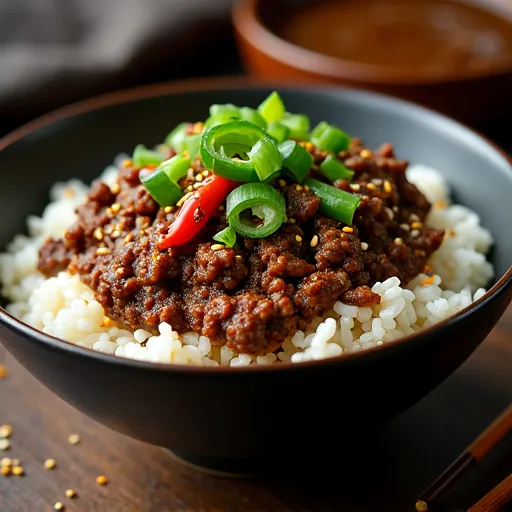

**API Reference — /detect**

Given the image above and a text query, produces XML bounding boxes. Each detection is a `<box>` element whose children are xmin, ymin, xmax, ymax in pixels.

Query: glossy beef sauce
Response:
<box><xmin>38</xmin><ymin>140</ymin><xmax>444</xmax><ymax>355</ymax></box>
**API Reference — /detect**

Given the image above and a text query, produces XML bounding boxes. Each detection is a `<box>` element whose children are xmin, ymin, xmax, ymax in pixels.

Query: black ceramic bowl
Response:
<box><xmin>1</xmin><ymin>79</ymin><xmax>511</xmax><ymax>475</ymax></box>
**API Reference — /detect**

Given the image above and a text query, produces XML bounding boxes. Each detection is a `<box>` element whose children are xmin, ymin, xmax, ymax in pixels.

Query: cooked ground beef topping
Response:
<box><xmin>38</xmin><ymin>139</ymin><xmax>444</xmax><ymax>355</ymax></box>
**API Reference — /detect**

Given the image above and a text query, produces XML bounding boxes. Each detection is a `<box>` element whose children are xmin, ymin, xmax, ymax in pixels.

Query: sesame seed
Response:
<box><xmin>394</xmin><ymin>237</ymin><xmax>404</xmax><ymax>245</ymax></box>
<box><xmin>111</xmin><ymin>230</ymin><xmax>121</xmax><ymax>239</ymax></box>
<box><xmin>186</xmin><ymin>185</ymin><xmax>194</xmax><ymax>193</ymax></box>
<box><xmin>295</xmin><ymin>185</ymin><xmax>303</xmax><ymax>191</ymax></box>
<box><xmin>385</xmin><ymin>207</ymin><xmax>394</xmax><ymax>220</ymax></box>
<box><xmin>366</xmin><ymin>183</ymin><xmax>377</xmax><ymax>191</ymax></box>
<box><xmin>110</xmin><ymin>182</ymin><xmax>120</xmax><ymax>195</ymax></box>
<box><xmin>372</xmin><ymin>179</ymin><xmax>383</xmax><ymax>185</ymax></box>
<box><xmin>278</xmin><ymin>179</ymin><xmax>286</xmax><ymax>188</ymax></box>
<box><xmin>409</xmin><ymin>213</ymin><xmax>420</xmax><ymax>221</ymax></box>
<box><xmin>360</xmin><ymin>242</ymin><xmax>369</xmax><ymax>251</ymax></box>
<box><xmin>393</xmin><ymin>206</ymin><xmax>399</xmax><ymax>212</ymax></box>
<box><xmin>195</xmin><ymin>173</ymin><xmax>203</xmax><ymax>182</ymax></box>
<box><xmin>305</xmin><ymin>142</ymin><xmax>314</xmax><ymax>151</ymax></box>
<box><xmin>0</xmin><ymin>366</ymin><xmax>6</xmax><ymax>379</ymax></box>
<box><xmin>202</xmin><ymin>170</ymin><xmax>210</xmax><ymax>177</ymax></box>
<box><xmin>218</xmin><ymin>205</ymin><xmax>225</xmax><ymax>211</ymax></box>
<box><xmin>411</xmin><ymin>229</ymin><xmax>420</xmax><ymax>238</ymax></box>
<box><xmin>111</xmin><ymin>203</ymin><xmax>121</xmax><ymax>214</ymax></box>
<box><xmin>122</xmin><ymin>159</ymin><xmax>132</xmax><ymax>168</ymax></box>
<box><xmin>211</xmin><ymin>244</ymin><xmax>224</xmax><ymax>251</ymax></box>
<box><xmin>310</xmin><ymin>235</ymin><xmax>319</xmax><ymax>248</ymax></box>
<box><xmin>68</xmin><ymin>434</ymin><xmax>80</xmax><ymax>445</ymax></box>
<box><xmin>1</xmin><ymin>466</ymin><xmax>11</xmax><ymax>476</ymax></box>
<box><xmin>93</xmin><ymin>227</ymin><xmax>104</xmax><ymax>241</ymax></box>
<box><xmin>411</xmin><ymin>221</ymin><xmax>423</xmax><ymax>230</ymax></box>
<box><xmin>0</xmin><ymin>439</ymin><xmax>10</xmax><ymax>451</ymax></box>
<box><xmin>164</xmin><ymin>206</ymin><xmax>175</xmax><ymax>213</ymax></box>
<box><xmin>0</xmin><ymin>425</ymin><xmax>13</xmax><ymax>438</ymax></box>
<box><xmin>54</xmin><ymin>502</ymin><xmax>65</xmax><ymax>511</ymax></box>
<box><xmin>350</xmin><ymin>183</ymin><xmax>361</xmax><ymax>191</ymax></box>
<box><xmin>102</xmin><ymin>316</ymin><xmax>113</xmax><ymax>327</ymax></box>
<box><xmin>360</xmin><ymin>149</ymin><xmax>372</xmax><ymax>159</ymax></box>
<box><xmin>295</xmin><ymin>235</ymin><xmax>302</xmax><ymax>242</ymax></box>
<box><xmin>96</xmin><ymin>475</ymin><xmax>108</xmax><ymax>486</ymax></box>
<box><xmin>304</xmin><ymin>185</ymin><xmax>310</xmax><ymax>191</ymax></box>
<box><xmin>288</xmin><ymin>218</ymin><xmax>296</xmax><ymax>224</ymax></box>
<box><xmin>44</xmin><ymin>459</ymin><xmax>56</xmax><ymax>470</ymax></box>
<box><xmin>1</xmin><ymin>458</ymin><xmax>12</xmax><ymax>466</ymax></box>
<box><xmin>123</xmin><ymin>233</ymin><xmax>134</xmax><ymax>244</ymax></box>
<box><xmin>176</xmin><ymin>192</ymin><xmax>192</xmax><ymax>207</ymax></box>
<box><xmin>65</xmin><ymin>489</ymin><xmax>77</xmax><ymax>499</ymax></box>
<box><xmin>235</xmin><ymin>255</ymin><xmax>243</xmax><ymax>261</ymax></box>
<box><xmin>400</xmin><ymin>223</ymin><xmax>410</xmax><ymax>231</ymax></box>
<box><xmin>96</xmin><ymin>248</ymin><xmax>111</xmax><ymax>256</ymax></box>
<box><xmin>192</xmin><ymin>182</ymin><xmax>203</xmax><ymax>190</ymax></box>
<box><xmin>12</xmin><ymin>466</ymin><xmax>23</xmax><ymax>476</ymax></box>
<box><xmin>383</xmin><ymin>180</ymin><xmax>393</xmax><ymax>193</ymax></box>
<box><xmin>342</xmin><ymin>226</ymin><xmax>354</xmax><ymax>233</ymax></box>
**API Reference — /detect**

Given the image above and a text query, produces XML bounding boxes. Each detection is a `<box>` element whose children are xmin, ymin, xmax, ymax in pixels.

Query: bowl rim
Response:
<box><xmin>233</xmin><ymin>0</ymin><xmax>512</xmax><ymax>85</ymax></box>
<box><xmin>0</xmin><ymin>75</ymin><xmax>511</xmax><ymax>374</ymax></box>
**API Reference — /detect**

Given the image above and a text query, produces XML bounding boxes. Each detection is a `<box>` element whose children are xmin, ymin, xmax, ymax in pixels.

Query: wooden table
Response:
<box><xmin>1</xmin><ymin>303</ymin><xmax>511</xmax><ymax>512</ymax></box>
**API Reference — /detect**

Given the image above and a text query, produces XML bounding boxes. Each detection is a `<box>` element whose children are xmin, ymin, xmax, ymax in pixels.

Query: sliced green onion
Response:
<box><xmin>164</xmin><ymin>123</ymin><xmax>189</xmax><ymax>153</ymax></box>
<box><xmin>267</xmin><ymin>121</ymin><xmax>290</xmax><ymax>143</ymax></box>
<box><xmin>279</xmin><ymin>140</ymin><xmax>313</xmax><ymax>183</ymax></box>
<box><xmin>281</xmin><ymin>112</ymin><xmax>310</xmax><ymax>140</ymax></box>
<box><xmin>200</xmin><ymin>121</ymin><xmax>282</xmax><ymax>182</ymax></box>
<box><xmin>304</xmin><ymin>178</ymin><xmax>360</xmax><ymax>225</ymax></box>
<box><xmin>249</xmin><ymin>139</ymin><xmax>282</xmax><ymax>181</ymax></box>
<box><xmin>213</xmin><ymin>226</ymin><xmax>237</xmax><ymax>248</ymax></box>
<box><xmin>132</xmin><ymin>144</ymin><xmax>165</xmax><ymax>168</ymax></box>
<box><xmin>183</xmin><ymin>134</ymin><xmax>202</xmax><ymax>159</ymax></box>
<box><xmin>140</xmin><ymin>169</ymin><xmax>182</xmax><ymax>207</ymax></box>
<box><xmin>311</xmin><ymin>121</ymin><xmax>351</xmax><ymax>154</ymax></box>
<box><xmin>210</xmin><ymin>103</ymin><xmax>240</xmax><ymax>119</ymax></box>
<box><xmin>160</xmin><ymin>155</ymin><xmax>191</xmax><ymax>183</ymax></box>
<box><xmin>239</xmin><ymin>107</ymin><xmax>267</xmax><ymax>129</ymax></box>
<box><xmin>226</xmin><ymin>182</ymin><xmax>286</xmax><ymax>238</ymax></box>
<box><xmin>257</xmin><ymin>91</ymin><xmax>285</xmax><ymax>123</ymax></box>
<box><xmin>320</xmin><ymin>155</ymin><xmax>354</xmax><ymax>182</ymax></box>
<box><xmin>140</xmin><ymin>154</ymin><xmax>191</xmax><ymax>207</ymax></box>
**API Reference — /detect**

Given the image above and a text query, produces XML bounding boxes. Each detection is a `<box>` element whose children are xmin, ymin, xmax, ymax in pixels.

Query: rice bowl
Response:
<box><xmin>0</xmin><ymin>92</ymin><xmax>495</xmax><ymax>367</ymax></box>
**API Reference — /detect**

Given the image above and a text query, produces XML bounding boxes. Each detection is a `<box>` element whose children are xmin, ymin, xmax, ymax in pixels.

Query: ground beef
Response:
<box><xmin>38</xmin><ymin>140</ymin><xmax>444</xmax><ymax>356</ymax></box>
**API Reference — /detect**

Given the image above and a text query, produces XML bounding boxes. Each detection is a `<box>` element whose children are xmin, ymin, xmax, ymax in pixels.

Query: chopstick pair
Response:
<box><xmin>415</xmin><ymin>403</ymin><xmax>512</xmax><ymax>512</ymax></box>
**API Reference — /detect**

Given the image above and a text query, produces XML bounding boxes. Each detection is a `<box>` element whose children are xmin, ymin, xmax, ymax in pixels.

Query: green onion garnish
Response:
<box><xmin>267</xmin><ymin>121</ymin><xmax>290</xmax><ymax>143</ymax></box>
<box><xmin>132</xmin><ymin>144</ymin><xmax>165</xmax><ymax>168</ymax></box>
<box><xmin>319</xmin><ymin>155</ymin><xmax>354</xmax><ymax>183</ymax></box>
<box><xmin>213</xmin><ymin>226</ymin><xmax>237</xmax><ymax>248</ymax></box>
<box><xmin>239</xmin><ymin>107</ymin><xmax>267</xmax><ymax>129</ymax></box>
<box><xmin>281</xmin><ymin>112</ymin><xmax>310</xmax><ymax>140</ymax></box>
<box><xmin>226</xmin><ymin>182</ymin><xmax>286</xmax><ymax>238</ymax></box>
<box><xmin>304</xmin><ymin>178</ymin><xmax>360</xmax><ymax>225</ymax></box>
<box><xmin>257</xmin><ymin>91</ymin><xmax>285</xmax><ymax>123</ymax></box>
<box><xmin>183</xmin><ymin>134</ymin><xmax>202</xmax><ymax>159</ymax></box>
<box><xmin>200</xmin><ymin>121</ymin><xmax>282</xmax><ymax>182</ymax></box>
<box><xmin>140</xmin><ymin>155</ymin><xmax>191</xmax><ymax>207</ymax></box>
<box><xmin>164</xmin><ymin>123</ymin><xmax>189</xmax><ymax>153</ymax></box>
<box><xmin>210</xmin><ymin>103</ymin><xmax>240</xmax><ymax>119</ymax></box>
<box><xmin>279</xmin><ymin>140</ymin><xmax>313</xmax><ymax>183</ymax></box>
<box><xmin>310</xmin><ymin>121</ymin><xmax>351</xmax><ymax>154</ymax></box>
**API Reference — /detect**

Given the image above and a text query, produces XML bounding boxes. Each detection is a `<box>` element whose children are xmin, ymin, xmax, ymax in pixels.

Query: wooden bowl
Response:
<box><xmin>0</xmin><ymin>78</ymin><xmax>511</xmax><ymax>475</ymax></box>
<box><xmin>233</xmin><ymin>0</ymin><xmax>512</xmax><ymax>123</ymax></box>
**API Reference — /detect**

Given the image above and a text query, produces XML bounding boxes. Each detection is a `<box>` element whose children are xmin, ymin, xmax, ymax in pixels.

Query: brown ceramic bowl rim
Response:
<box><xmin>0</xmin><ymin>76</ymin><xmax>511</xmax><ymax>374</ymax></box>
<box><xmin>233</xmin><ymin>0</ymin><xmax>512</xmax><ymax>85</ymax></box>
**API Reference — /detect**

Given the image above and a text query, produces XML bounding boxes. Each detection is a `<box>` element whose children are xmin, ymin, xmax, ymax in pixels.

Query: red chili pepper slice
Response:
<box><xmin>159</xmin><ymin>174</ymin><xmax>238</xmax><ymax>249</ymax></box>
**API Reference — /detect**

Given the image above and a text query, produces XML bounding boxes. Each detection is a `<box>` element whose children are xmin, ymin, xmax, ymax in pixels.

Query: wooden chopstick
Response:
<box><xmin>415</xmin><ymin>403</ymin><xmax>512</xmax><ymax>512</ymax></box>
<box><xmin>467</xmin><ymin>473</ymin><xmax>512</xmax><ymax>512</ymax></box>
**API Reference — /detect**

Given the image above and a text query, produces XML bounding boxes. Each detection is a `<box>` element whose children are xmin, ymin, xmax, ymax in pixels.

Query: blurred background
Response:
<box><xmin>0</xmin><ymin>0</ymin><xmax>511</xmax><ymax>148</ymax></box>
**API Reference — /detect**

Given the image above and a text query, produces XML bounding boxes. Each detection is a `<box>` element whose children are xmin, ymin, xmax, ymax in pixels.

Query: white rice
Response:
<box><xmin>0</xmin><ymin>164</ymin><xmax>494</xmax><ymax>366</ymax></box>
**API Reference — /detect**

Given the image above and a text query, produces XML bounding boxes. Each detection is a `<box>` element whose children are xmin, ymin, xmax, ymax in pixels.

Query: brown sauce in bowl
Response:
<box><xmin>278</xmin><ymin>0</ymin><xmax>512</xmax><ymax>72</ymax></box>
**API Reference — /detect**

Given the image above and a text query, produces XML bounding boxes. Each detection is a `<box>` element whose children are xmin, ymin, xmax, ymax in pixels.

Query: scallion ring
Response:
<box><xmin>320</xmin><ymin>155</ymin><xmax>354</xmax><ymax>182</ymax></box>
<box><xmin>132</xmin><ymin>144</ymin><xmax>165</xmax><ymax>168</ymax></box>
<box><xmin>311</xmin><ymin>121</ymin><xmax>351</xmax><ymax>154</ymax></box>
<box><xmin>279</xmin><ymin>141</ymin><xmax>313</xmax><ymax>183</ymax></box>
<box><xmin>257</xmin><ymin>91</ymin><xmax>285</xmax><ymax>123</ymax></box>
<box><xmin>200</xmin><ymin>121</ymin><xmax>282</xmax><ymax>182</ymax></box>
<box><xmin>226</xmin><ymin>182</ymin><xmax>286</xmax><ymax>238</ymax></box>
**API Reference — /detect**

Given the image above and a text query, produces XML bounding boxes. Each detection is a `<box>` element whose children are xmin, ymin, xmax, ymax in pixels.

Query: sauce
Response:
<box><xmin>278</xmin><ymin>0</ymin><xmax>512</xmax><ymax>71</ymax></box>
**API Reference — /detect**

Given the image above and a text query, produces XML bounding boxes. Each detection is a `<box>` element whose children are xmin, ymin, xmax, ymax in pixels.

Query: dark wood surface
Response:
<box><xmin>0</xmin><ymin>302</ymin><xmax>511</xmax><ymax>512</ymax></box>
